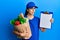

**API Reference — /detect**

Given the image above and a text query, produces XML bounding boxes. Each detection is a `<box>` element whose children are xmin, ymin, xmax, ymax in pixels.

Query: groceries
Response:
<box><xmin>10</xmin><ymin>13</ymin><xmax>32</xmax><ymax>39</ymax></box>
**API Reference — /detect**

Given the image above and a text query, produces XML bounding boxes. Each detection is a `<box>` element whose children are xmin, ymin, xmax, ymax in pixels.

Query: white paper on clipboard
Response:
<box><xmin>40</xmin><ymin>13</ymin><xmax>53</xmax><ymax>29</ymax></box>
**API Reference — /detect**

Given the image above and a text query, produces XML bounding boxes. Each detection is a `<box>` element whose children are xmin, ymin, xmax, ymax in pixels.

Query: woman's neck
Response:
<box><xmin>27</xmin><ymin>14</ymin><xmax>34</xmax><ymax>20</ymax></box>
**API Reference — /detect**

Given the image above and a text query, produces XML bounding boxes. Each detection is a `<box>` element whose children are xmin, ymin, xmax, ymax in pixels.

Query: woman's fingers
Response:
<box><xmin>50</xmin><ymin>18</ymin><xmax>54</xmax><ymax>23</ymax></box>
<box><xmin>19</xmin><ymin>33</ymin><xmax>26</xmax><ymax>37</ymax></box>
<box><xmin>13</xmin><ymin>30</ymin><xmax>25</xmax><ymax>37</ymax></box>
<box><xmin>13</xmin><ymin>30</ymin><xmax>20</xmax><ymax>36</ymax></box>
<box><xmin>40</xmin><ymin>28</ymin><xmax>46</xmax><ymax>32</ymax></box>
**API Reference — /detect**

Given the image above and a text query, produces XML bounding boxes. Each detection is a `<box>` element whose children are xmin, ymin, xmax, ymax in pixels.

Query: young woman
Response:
<box><xmin>13</xmin><ymin>2</ymin><xmax>53</xmax><ymax>40</ymax></box>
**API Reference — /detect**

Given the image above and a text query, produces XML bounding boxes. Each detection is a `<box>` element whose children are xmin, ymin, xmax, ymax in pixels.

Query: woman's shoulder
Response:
<box><xmin>34</xmin><ymin>16</ymin><xmax>40</xmax><ymax>20</ymax></box>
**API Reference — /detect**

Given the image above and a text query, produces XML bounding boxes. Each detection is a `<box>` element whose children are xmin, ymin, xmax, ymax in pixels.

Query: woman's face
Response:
<box><xmin>27</xmin><ymin>7</ymin><xmax>35</xmax><ymax>15</ymax></box>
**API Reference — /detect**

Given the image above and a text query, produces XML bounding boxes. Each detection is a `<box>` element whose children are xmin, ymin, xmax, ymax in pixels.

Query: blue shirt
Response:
<box><xmin>28</xmin><ymin>16</ymin><xmax>40</xmax><ymax>40</ymax></box>
<box><xmin>18</xmin><ymin>16</ymin><xmax>40</xmax><ymax>40</ymax></box>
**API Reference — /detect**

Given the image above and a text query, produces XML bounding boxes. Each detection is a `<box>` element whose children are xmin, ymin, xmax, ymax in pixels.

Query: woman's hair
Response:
<box><xmin>24</xmin><ymin>8</ymin><xmax>28</xmax><ymax>16</ymax></box>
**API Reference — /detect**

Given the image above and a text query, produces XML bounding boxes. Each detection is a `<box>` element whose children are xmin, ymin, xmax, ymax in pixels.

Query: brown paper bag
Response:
<box><xmin>14</xmin><ymin>21</ymin><xmax>32</xmax><ymax>39</ymax></box>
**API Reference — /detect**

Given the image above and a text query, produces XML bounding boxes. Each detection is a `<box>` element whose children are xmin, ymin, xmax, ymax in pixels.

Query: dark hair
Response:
<box><xmin>24</xmin><ymin>8</ymin><xmax>28</xmax><ymax>16</ymax></box>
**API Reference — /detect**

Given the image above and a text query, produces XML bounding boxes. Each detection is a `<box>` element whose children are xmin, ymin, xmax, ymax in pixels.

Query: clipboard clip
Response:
<box><xmin>40</xmin><ymin>11</ymin><xmax>53</xmax><ymax>14</ymax></box>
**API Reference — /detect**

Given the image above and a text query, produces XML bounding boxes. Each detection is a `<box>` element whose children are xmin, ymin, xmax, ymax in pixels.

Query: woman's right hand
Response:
<box><xmin>13</xmin><ymin>30</ymin><xmax>26</xmax><ymax>37</ymax></box>
<box><xmin>13</xmin><ymin>30</ymin><xmax>20</xmax><ymax>36</ymax></box>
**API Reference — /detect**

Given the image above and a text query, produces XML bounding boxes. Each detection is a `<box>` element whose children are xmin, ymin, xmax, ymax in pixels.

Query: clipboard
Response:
<box><xmin>40</xmin><ymin>12</ymin><xmax>53</xmax><ymax>29</ymax></box>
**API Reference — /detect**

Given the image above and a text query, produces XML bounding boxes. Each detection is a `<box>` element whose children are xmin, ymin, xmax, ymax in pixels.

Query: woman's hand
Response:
<box><xmin>13</xmin><ymin>30</ymin><xmax>20</xmax><ymax>36</ymax></box>
<box><xmin>13</xmin><ymin>30</ymin><xmax>25</xmax><ymax>37</ymax></box>
<box><xmin>40</xmin><ymin>27</ymin><xmax>46</xmax><ymax>32</ymax></box>
<box><xmin>50</xmin><ymin>18</ymin><xmax>54</xmax><ymax>23</ymax></box>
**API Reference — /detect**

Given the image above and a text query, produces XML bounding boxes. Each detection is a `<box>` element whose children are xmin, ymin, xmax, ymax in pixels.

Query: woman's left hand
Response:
<box><xmin>50</xmin><ymin>18</ymin><xmax>54</xmax><ymax>23</ymax></box>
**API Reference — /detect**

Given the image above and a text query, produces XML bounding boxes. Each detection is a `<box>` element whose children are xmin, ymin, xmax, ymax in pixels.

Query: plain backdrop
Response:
<box><xmin>0</xmin><ymin>0</ymin><xmax>60</xmax><ymax>40</ymax></box>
